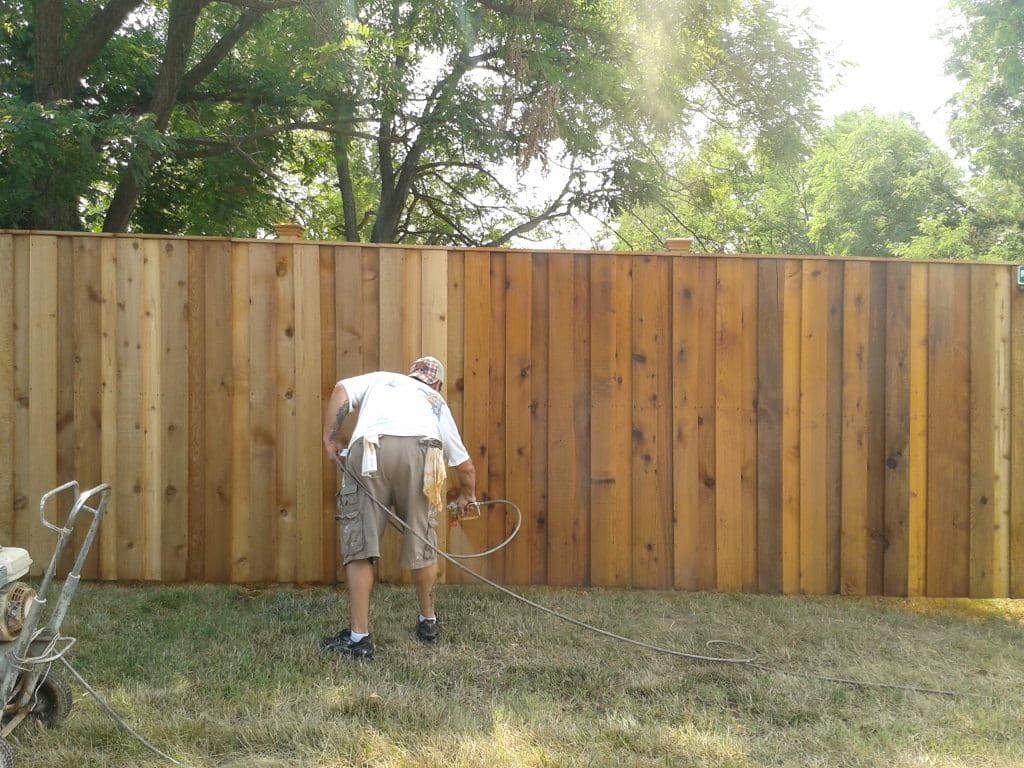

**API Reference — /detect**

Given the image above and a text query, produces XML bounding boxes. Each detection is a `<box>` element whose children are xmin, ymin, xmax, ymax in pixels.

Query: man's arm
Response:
<box><xmin>454</xmin><ymin>459</ymin><xmax>477</xmax><ymax>511</ymax></box>
<box><xmin>323</xmin><ymin>382</ymin><xmax>351</xmax><ymax>461</ymax></box>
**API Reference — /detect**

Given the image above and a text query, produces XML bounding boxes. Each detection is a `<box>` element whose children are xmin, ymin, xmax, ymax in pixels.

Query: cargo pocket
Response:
<box><xmin>421</xmin><ymin>505</ymin><xmax>438</xmax><ymax>560</ymax></box>
<box><xmin>337</xmin><ymin>482</ymin><xmax>365</xmax><ymax>557</ymax></box>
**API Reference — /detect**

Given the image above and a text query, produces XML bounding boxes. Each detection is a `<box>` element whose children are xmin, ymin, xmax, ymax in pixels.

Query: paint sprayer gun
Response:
<box><xmin>446</xmin><ymin>501</ymin><xmax>481</xmax><ymax>523</ymax></box>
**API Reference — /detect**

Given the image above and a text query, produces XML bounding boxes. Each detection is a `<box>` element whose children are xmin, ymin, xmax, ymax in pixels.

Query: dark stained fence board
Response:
<box><xmin>882</xmin><ymin>263</ymin><xmax>912</xmax><ymax>596</ymax></box>
<box><xmin>756</xmin><ymin>259</ymin><xmax>784</xmax><ymax>593</ymax></box>
<box><xmin>926</xmin><ymin>264</ymin><xmax>971</xmax><ymax>597</ymax></box>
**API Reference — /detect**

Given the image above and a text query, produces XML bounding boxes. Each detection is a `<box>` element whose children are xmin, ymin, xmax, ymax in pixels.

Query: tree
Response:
<box><xmin>2</xmin><ymin>0</ymin><xmax>824</xmax><ymax>243</ymax></box>
<box><xmin>615</xmin><ymin>110</ymin><xmax>964</xmax><ymax>257</ymax></box>
<box><xmin>941</xmin><ymin>0</ymin><xmax>1024</xmax><ymax>260</ymax></box>
<box><xmin>804</xmin><ymin>110</ymin><xmax>964</xmax><ymax>256</ymax></box>
<box><xmin>612</xmin><ymin>127</ymin><xmax>814</xmax><ymax>253</ymax></box>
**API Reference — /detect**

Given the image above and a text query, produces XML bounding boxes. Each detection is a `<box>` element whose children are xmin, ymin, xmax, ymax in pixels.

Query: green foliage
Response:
<box><xmin>944</xmin><ymin>0</ymin><xmax>1024</xmax><ymax>260</ymax></box>
<box><xmin>804</xmin><ymin>111</ymin><xmax>964</xmax><ymax>256</ymax></box>
<box><xmin>616</xmin><ymin>110</ymin><xmax>963</xmax><ymax>257</ymax></box>
<box><xmin>1</xmin><ymin>0</ymin><xmax>825</xmax><ymax>242</ymax></box>
<box><xmin>0</xmin><ymin>99</ymin><xmax>164</xmax><ymax>229</ymax></box>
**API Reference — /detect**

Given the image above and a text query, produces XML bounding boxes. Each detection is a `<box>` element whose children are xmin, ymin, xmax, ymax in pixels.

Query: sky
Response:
<box><xmin>775</xmin><ymin>0</ymin><xmax>961</xmax><ymax>151</ymax></box>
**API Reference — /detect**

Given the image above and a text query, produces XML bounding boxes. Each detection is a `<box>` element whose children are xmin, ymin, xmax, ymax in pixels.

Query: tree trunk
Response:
<box><xmin>103</xmin><ymin>0</ymin><xmax>203</xmax><ymax>232</ymax></box>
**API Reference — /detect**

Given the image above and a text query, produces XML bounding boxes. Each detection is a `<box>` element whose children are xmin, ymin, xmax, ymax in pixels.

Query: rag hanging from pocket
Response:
<box><xmin>361</xmin><ymin>433</ymin><xmax>380</xmax><ymax>476</ymax></box>
<box><xmin>422</xmin><ymin>445</ymin><xmax>447</xmax><ymax>513</ymax></box>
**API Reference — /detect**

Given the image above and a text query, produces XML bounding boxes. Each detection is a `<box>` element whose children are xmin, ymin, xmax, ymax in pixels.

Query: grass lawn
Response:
<box><xmin>8</xmin><ymin>582</ymin><xmax>1024</xmax><ymax>767</ymax></box>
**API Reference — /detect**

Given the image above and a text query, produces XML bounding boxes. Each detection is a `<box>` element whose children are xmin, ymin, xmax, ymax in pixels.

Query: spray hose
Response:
<box><xmin>339</xmin><ymin>460</ymin><xmax>1005</xmax><ymax>698</ymax></box>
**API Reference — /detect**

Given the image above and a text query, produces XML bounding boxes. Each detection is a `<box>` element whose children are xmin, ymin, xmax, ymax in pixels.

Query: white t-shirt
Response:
<box><xmin>340</xmin><ymin>371</ymin><xmax>471</xmax><ymax>467</ymax></box>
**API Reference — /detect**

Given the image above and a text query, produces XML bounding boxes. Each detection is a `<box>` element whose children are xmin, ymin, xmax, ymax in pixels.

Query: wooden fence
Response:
<box><xmin>2</xmin><ymin>230</ymin><xmax>1023</xmax><ymax>597</ymax></box>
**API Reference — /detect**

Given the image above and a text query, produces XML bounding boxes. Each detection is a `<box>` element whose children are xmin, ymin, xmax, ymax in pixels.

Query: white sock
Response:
<box><xmin>350</xmin><ymin>630</ymin><xmax>368</xmax><ymax>642</ymax></box>
<box><xmin>419</xmin><ymin>614</ymin><xmax>436</xmax><ymax>623</ymax></box>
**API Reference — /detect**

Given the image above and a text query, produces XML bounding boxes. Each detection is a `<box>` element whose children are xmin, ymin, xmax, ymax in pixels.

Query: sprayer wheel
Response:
<box><xmin>0</xmin><ymin>737</ymin><xmax>15</xmax><ymax>767</ymax></box>
<box><xmin>29</xmin><ymin>671</ymin><xmax>73</xmax><ymax>728</ymax></box>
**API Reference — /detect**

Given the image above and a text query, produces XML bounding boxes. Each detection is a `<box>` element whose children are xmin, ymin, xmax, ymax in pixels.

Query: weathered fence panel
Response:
<box><xmin>2</xmin><ymin>229</ymin><xmax>1023</xmax><ymax>597</ymax></box>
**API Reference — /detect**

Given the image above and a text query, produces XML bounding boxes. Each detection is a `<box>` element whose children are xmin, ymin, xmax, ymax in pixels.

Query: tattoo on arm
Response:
<box><xmin>329</xmin><ymin>402</ymin><xmax>350</xmax><ymax>443</ymax></box>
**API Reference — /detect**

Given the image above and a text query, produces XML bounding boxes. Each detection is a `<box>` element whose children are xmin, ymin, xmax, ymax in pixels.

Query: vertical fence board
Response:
<box><xmin>927</xmin><ymin>264</ymin><xmax>971</xmax><ymax>596</ymax></box>
<box><xmin>696</xmin><ymin>258</ymin><xmax>718</xmax><ymax>590</ymax></box>
<box><xmin>229</xmin><ymin>244</ymin><xmax>252</xmax><ymax>582</ymax></box>
<box><xmin>781</xmin><ymin>261</ymin><xmax>802</xmax><ymax>594</ymax></box>
<box><xmin>573</xmin><ymin>254</ymin><xmax>592</xmax><ymax>586</ymax></box>
<box><xmin>673</xmin><ymin>257</ymin><xmax>718</xmax><ymax>590</ymax></box>
<box><xmin>799</xmin><ymin>261</ymin><xmax>830</xmax><ymax>594</ymax></box>
<box><xmin>547</xmin><ymin>252</ymin><xmax>582</xmax><ymax>585</ymax></box>
<box><xmin>1011</xmin><ymin>279</ymin><xmax>1024</xmax><ymax>597</ymax></box>
<box><xmin>114</xmin><ymin>239</ymin><xmax>146</xmax><ymax>579</ymax></box>
<box><xmin>421</xmin><ymin>248</ymin><xmax>449</xmax><ymax>574</ymax></box>
<box><xmin>456</xmin><ymin>251</ymin><xmax>494</xmax><ymax>582</ymax></box>
<box><xmin>969</xmin><ymin>267</ymin><xmax>996</xmax><ymax>597</ymax></box>
<box><xmin>592</xmin><ymin>253</ymin><xmax>632</xmax><ymax>586</ymax></box>
<box><xmin>671</xmin><ymin>256</ymin><xmax>700</xmax><ymax>590</ymax></box>
<box><xmin>883</xmin><ymin>263</ymin><xmax>911</xmax><ymax>596</ymax></box>
<box><xmin>98</xmin><ymin>240</ymin><xmax>118</xmax><ymax>579</ymax></box>
<box><xmin>141</xmin><ymin>240</ymin><xmax>163</xmax><ymax>580</ymax></box>
<box><xmin>840</xmin><ymin>262</ymin><xmax>887</xmax><ymax>596</ymax></box>
<box><xmin>27</xmin><ymin>236</ymin><xmax>59</xmax><ymax>571</ymax></box>
<box><xmin>247</xmin><ymin>244</ymin><xmax>277</xmax><ymax>582</ymax></box>
<box><xmin>159</xmin><ymin>240</ymin><xmax>189</xmax><ymax>581</ymax></box>
<box><xmin>907</xmin><ymin>265</ymin><xmax>929</xmax><ymax>596</ymax></box>
<box><xmin>56</xmin><ymin>238</ymin><xmax>75</xmax><ymax>567</ymax></box>
<box><xmin>319</xmin><ymin>246</ymin><xmax>338</xmax><ymax>583</ymax></box>
<box><xmin>529</xmin><ymin>253</ymin><xmax>550</xmax><ymax>585</ymax></box>
<box><xmin>187</xmin><ymin>241</ymin><xmax>207</xmax><ymax>580</ymax></box>
<box><xmin>203</xmin><ymin>242</ymin><xmax>234</xmax><ymax>582</ymax></box>
<box><xmin>275</xmin><ymin>248</ymin><xmax>297</xmax><ymax>583</ymax></box>
<box><xmin>632</xmin><ymin>254</ymin><xmax>673</xmax><ymax>589</ymax></box>
<box><xmin>70</xmin><ymin>237</ymin><xmax>104</xmax><ymax>579</ymax></box>
<box><xmin>443</xmin><ymin>250</ymin><xmax>465</xmax><ymax>584</ymax></box>
<box><xmin>295</xmin><ymin>244</ymin><xmax>325</xmax><ymax>583</ymax></box>
<box><xmin>0</xmin><ymin>236</ymin><xmax>12</xmax><ymax>544</ymax></box>
<box><xmin>486</xmin><ymin>253</ymin><xmax>508</xmax><ymax>582</ymax></box>
<box><xmin>715</xmin><ymin>258</ymin><xmax>758</xmax><ymax>592</ymax></box>
<box><xmin>991</xmin><ymin>268</ymin><xmax>1011</xmax><ymax>598</ymax></box>
<box><xmin>840</xmin><ymin>262</ymin><xmax>871</xmax><ymax>595</ymax></box>
<box><xmin>376</xmin><ymin>246</ymin><xmax>406</xmax><ymax>583</ymax></box>
<box><xmin>757</xmin><ymin>259</ymin><xmax>784</xmax><ymax>593</ymax></box>
<box><xmin>505</xmin><ymin>251</ymin><xmax>533</xmax><ymax>585</ymax></box>
<box><xmin>12</xmin><ymin>237</ymin><xmax>30</xmax><ymax>566</ymax></box>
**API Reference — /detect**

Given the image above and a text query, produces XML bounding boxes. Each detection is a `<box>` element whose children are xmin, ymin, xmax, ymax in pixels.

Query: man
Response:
<box><xmin>321</xmin><ymin>356</ymin><xmax>477</xmax><ymax>659</ymax></box>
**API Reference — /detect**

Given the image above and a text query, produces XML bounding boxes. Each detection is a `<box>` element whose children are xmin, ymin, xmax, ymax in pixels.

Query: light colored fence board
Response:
<box><xmin>3</xmin><ymin>230</ymin><xmax>1023</xmax><ymax>598</ymax></box>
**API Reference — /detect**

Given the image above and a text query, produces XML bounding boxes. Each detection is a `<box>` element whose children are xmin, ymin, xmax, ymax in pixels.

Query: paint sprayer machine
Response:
<box><xmin>0</xmin><ymin>481</ymin><xmax>109</xmax><ymax>767</ymax></box>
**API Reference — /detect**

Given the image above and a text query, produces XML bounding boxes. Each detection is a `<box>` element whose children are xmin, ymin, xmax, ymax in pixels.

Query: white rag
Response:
<box><xmin>361</xmin><ymin>434</ymin><xmax>380</xmax><ymax>477</ymax></box>
<box><xmin>423</xmin><ymin>446</ymin><xmax>447</xmax><ymax>513</ymax></box>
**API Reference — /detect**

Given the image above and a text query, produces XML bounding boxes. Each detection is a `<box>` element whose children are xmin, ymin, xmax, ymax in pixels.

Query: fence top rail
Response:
<box><xmin>1</xmin><ymin>229</ymin><xmax>1018</xmax><ymax>268</ymax></box>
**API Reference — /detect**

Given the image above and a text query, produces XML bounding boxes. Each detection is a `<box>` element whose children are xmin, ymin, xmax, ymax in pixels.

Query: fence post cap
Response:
<box><xmin>272</xmin><ymin>222</ymin><xmax>305</xmax><ymax>239</ymax></box>
<box><xmin>665</xmin><ymin>237</ymin><xmax>693</xmax><ymax>253</ymax></box>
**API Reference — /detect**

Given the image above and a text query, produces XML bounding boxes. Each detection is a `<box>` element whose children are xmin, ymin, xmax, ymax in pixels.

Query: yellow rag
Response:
<box><xmin>423</xmin><ymin>446</ymin><xmax>447</xmax><ymax>513</ymax></box>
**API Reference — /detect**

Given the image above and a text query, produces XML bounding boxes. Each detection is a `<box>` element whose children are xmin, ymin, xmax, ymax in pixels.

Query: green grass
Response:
<box><xmin>8</xmin><ymin>582</ymin><xmax>1024</xmax><ymax>768</ymax></box>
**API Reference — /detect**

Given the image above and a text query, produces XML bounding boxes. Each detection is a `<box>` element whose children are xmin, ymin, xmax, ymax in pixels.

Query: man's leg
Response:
<box><xmin>411</xmin><ymin>562</ymin><xmax>437</xmax><ymax>619</ymax></box>
<box><xmin>346</xmin><ymin>558</ymin><xmax>375</xmax><ymax>634</ymax></box>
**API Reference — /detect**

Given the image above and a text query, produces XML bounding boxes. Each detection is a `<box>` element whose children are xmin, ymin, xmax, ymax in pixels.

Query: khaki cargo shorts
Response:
<box><xmin>337</xmin><ymin>436</ymin><xmax>440</xmax><ymax>570</ymax></box>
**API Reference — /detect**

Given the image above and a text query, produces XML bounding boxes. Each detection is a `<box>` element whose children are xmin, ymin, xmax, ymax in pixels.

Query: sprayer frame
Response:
<box><xmin>0</xmin><ymin>481</ymin><xmax>110</xmax><ymax>758</ymax></box>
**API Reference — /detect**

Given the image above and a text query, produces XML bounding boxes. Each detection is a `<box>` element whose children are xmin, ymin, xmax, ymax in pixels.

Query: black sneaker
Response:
<box><xmin>321</xmin><ymin>629</ymin><xmax>374</xmax><ymax>659</ymax></box>
<box><xmin>416</xmin><ymin>617</ymin><xmax>440</xmax><ymax>643</ymax></box>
